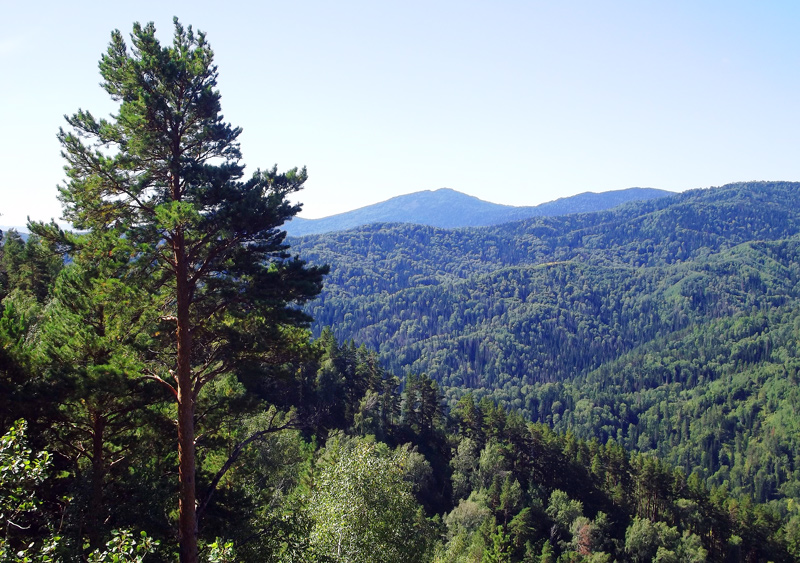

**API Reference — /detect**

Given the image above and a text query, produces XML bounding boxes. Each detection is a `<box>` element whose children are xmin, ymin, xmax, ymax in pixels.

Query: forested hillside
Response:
<box><xmin>2</xmin><ymin>265</ymin><xmax>798</xmax><ymax>561</ymax></box>
<box><xmin>4</xmin><ymin>190</ymin><xmax>800</xmax><ymax>562</ymax></box>
<box><xmin>5</xmin><ymin>185</ymin><xmax>800</xmax><ymax>562</ymax></box>
<box><xmin>291</xmin><ymin>181</ymin><xmax>800</xmax><ymax>507</ymax></box>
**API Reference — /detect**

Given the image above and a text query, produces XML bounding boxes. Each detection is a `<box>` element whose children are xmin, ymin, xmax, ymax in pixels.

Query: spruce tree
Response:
<box><xmin>57</xmin><ymin>19</ymin><xmax>326</xmax><ymax>562</ymax></box>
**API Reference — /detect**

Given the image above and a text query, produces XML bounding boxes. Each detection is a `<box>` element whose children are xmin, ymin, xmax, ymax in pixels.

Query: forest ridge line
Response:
<box><xmin>285</xmin><ymin>186</ymin><xmax>673</xmax><ymax>236</ymax></box>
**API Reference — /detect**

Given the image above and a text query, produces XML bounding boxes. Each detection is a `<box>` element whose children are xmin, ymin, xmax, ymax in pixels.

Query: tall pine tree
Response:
<box><xmin>56</xmin><ymin>19</ymin><xmax>326</xmax><ymax>562</ymax></box>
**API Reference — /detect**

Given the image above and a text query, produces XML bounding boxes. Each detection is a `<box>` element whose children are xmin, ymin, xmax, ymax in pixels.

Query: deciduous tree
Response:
<box><xmin>309</xmin><ymin>436</ymin><xmax>432</xmax><ymax>562</ymax></box>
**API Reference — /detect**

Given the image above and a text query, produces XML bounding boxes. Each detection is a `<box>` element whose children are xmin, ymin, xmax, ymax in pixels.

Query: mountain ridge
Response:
<box><xmin>286</xmin><ymin>186</ymin><xmax>674</xmax><ymax>236</ymax></box>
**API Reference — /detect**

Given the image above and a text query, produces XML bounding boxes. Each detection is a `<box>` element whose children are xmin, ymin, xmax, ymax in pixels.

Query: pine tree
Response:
<box><xmin>36</xmin><ymin>248</ymin><xmax>159</xmax><ymax>551</ymax></box>
<box><xmin>56</xmin><ymin>19</ymin><xmax>326</xmax><ymax>562</ymax></box>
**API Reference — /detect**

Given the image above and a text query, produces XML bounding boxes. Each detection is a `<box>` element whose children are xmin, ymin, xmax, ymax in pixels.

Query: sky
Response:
<box><xmin>2</xmin><ymin>1</ymin><xmax>800</xmax><ymax>226</ymax></box>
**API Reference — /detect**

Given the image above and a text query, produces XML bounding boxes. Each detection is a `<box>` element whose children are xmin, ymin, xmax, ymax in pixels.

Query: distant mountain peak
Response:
<box><xmin>285</xmin><ymin>187</ymin><xmax>674</xmax><ymax>237</ymax></box>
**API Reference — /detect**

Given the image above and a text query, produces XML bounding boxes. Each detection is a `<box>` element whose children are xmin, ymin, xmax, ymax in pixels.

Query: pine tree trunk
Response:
<box><xmin>175</xmin><ymin>229</ymin><xmax>198</xmax><ymax>563</ymax></box>
<box><xmin>89</xmin><ymin>411</ymin><xmax>106</xmax><ymax>552</ymax></box>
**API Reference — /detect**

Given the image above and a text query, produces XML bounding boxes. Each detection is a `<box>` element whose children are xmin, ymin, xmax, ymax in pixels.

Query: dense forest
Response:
<box><xmin>3</xmin><ymin>259</ymin><xmax>799</xmax><ymax>561</ymax></box>
<box><xmin>290</xmin><ymin>181</ymin><xmax>800</xmax><ymax>510</ymax></box>
<box><xmin>3</xmin><ymin>17</ymin><xmax>800</xmax><ymax>563</ymax></box>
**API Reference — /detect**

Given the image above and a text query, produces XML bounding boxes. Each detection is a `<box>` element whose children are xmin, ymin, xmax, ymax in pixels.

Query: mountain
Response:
<box><xmin>284</xmin><ymin>187</ymin><xmax>673</xmax><ymax>236</ymax></box>
<box><xmin>290</xmin><ymin>181</ymin><xmax>800</xmax><ymax>507</ymax></box>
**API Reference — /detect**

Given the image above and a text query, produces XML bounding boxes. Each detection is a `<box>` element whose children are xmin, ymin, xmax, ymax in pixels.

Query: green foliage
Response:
<box><xmin>198</xmin><ymin>408</ymin><xmax>314</xmax><ymax>562</ymax></box>
<box><xmin>1</xmin><ymin>298</ymin><xmax>797</xmax><ymax>561</ymax></box>
<box><xmin>0</xmin><ymin>421</ymin><xmax>51</xmax><ymax>558</ymax></box>
<box><xmin>538</xmin><ymin>540</ymin><xmax>555</xmax><ymax>563</ymax></box>
<box><xmin>624</xmin><ymin>516</ymin><xmax>706</xmax><ymax>563</ymax></box>
<box><xmin>0</xmin><ymin>300</ymin><xmax>37</xmax><ymax>432</ymax></box>
<box><xmin>86</xmin><ymin>530</ymin><xmax>158</xmax><ymax>563</ymax></box>
<box><xmin>546</xmin><ymin>490</ymin><xmax>583</xmax><ymax>547</ymax></box>
<box><xmin>441</xmin><ymin>395</ymin><xmax>797</xmax><ymax>561</ymax></box>
<box><xmin>0</xmin><ymin>422</ymin><xmax>156</xmax><ymax>563</ymax></box>
<box><xmin>292</xmin><ymin>181</ymin><xmax>800</xmax><ymax>510</ymax></box>
<box><xmin>784</xmin><ymin>513</ymin><xmax>800</xmax><ymax>560</ymax></box>
<box><xmin>51</xmin><ymin>17</ymin><xmax>328</xmax><ymax>560</ymax></box>
<box><xmin>308</xmin><ymin>436</ymin><xmax>434</xmax><ymax>562</ymax></box>
<box><xmin>0</xmin><ymin>230</ymin><xmax>62</xmax><ymax>304</ymax></box>
<box><xmin>203</xmin><ymin>539</ymin><xmax>235</xmax><ymax>563</ymax></box>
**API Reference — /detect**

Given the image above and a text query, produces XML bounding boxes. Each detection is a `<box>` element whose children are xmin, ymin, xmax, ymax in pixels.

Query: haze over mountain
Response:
<box><xmin>285</xmin><ymin>187</ymin><xmax>673</xmax><ymax>236</ymax></box>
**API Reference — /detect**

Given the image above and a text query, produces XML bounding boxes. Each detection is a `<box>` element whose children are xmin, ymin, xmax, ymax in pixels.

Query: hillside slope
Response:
<box><xmin>291</xmin><ymin>181</ymin><xmax>800</xmax><ymax>504</ymax></box>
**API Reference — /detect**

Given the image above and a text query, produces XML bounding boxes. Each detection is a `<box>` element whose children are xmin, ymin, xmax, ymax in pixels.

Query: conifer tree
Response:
<box><xmin>56</xmin><ymin>19</ymin><xmax>326</xmax><ymax>562</ymax></box>
<box><xmin>36</xmin><ymin>247</ymin><xmax>159</xmax><ymax>551</ymax></box>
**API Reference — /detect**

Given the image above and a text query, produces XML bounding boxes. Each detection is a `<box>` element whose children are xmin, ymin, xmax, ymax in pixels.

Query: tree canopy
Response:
<box><xmin>51</xmin><ymin>18</ymin><xmax>326</xmax><ymax>562</ymax></box>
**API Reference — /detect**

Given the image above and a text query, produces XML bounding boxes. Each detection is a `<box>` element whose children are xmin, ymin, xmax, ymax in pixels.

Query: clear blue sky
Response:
<box><xmin>2</xmin><ymin>1</ymin><xmax>800</xmax><ymax>226</ymax></box>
